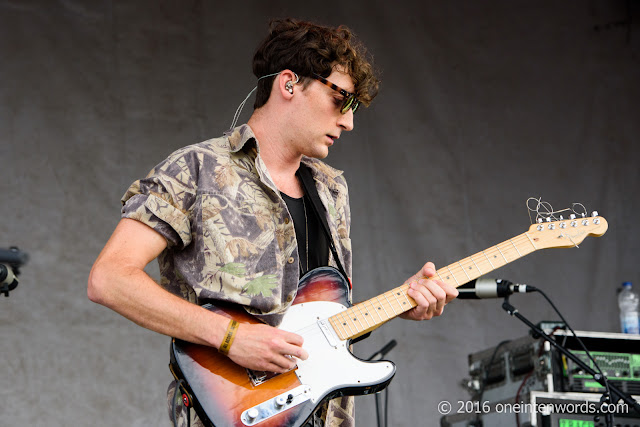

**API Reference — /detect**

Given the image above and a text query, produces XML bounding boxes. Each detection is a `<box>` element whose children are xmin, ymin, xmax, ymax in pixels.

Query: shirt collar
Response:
<box><xmin>301</xmin><ymin>156</ymin><xmax>344</xmax><ymax>181</ymax></box>
<box><xmin>225</xmin><ymin>124</ymin><xmax>257</xmax><ymax>153</ymax></box>
<box><xmin>225</xmin><ymin>123</ymin><xmax>345</xmax><ymax>183</ymax></box>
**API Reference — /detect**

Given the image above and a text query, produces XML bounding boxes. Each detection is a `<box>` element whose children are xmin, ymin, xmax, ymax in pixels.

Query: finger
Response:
<box><xmin>423</xmin><ymin>278</ymin><xmax>458</xmax><ymax>303</ymax></box>
<box><xmin>420</xmin><ymin>262</ymin><xmax>436</xmax><ymax>278</ymax></box>
<box><xmin>407</xmin><ymin>283</ymin><xmax>425</xmax><ymax>310</ymax></box>
<box><xmin>263</xmin><ymin>360</ymin><xmax>294</xmax><ymax>374</ymax></box>
<box><xmin>442</xmin><ymin>282</ymin><xmax>459</xmax><ymax>302</ymax></box>
<box><xmin>409</xmin><ymin>281</ymin><xmax>436</xmax><ymax>318</ymax></box>
<box><xmin>271</xmin><ymin>354</ymin><xmax>299</xmax><ymax>371</ymax></box>
<box><xmin>406</xmin><ymin>263</ymin><xmax>431</xmax><ymax>285</ymax></box>
<box><xmin>278</xmin><ymin>332</ymin><xmax>307</xmax><ymax>359</ymax></box>
<box><xmin>281</xmin><ymin>330</ymin><xmax>305</xmax><ymax>347</ymax></box>
<box><xmin>407</xmin><ymin>293</ymin><xmax>427</xmax><ymax>318</ymax></box>
<box><xmin>281</xmin><ymin>342</ymin><xmax>309</xmax><ymax>361</ymax></box>
<box><xmin>423</xmin><ymin>280</ymin><xmax>447</xmax><ymax>315</ymax></box>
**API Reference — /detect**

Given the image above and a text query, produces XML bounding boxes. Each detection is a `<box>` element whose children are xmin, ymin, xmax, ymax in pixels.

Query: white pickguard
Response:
<box><xmin>278</xmin><ymin>300</ymin><xmax>396</xmax><ymax>404</ymax></box>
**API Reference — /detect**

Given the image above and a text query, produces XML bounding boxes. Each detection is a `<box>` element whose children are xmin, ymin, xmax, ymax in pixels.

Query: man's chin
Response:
<box><xmin>306</xmin><ymin>147</ymin><xmax>330</xmax><ymax>160</ymax></box>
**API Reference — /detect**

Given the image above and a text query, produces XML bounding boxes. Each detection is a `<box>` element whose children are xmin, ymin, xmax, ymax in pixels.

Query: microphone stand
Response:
<box><xmin>374</xmin><ymin>383</ymin><xmax>387</xmax><ymax>427</ymax></box>
<box><xmin>501</xmin><ymin>296</ymin><xmax>640</xmax><ymax>426</ymax></box>
<box><xmin>367</xmin><ymin>340</ymin><xmax>397</xmax><ymax>427</ymax></box>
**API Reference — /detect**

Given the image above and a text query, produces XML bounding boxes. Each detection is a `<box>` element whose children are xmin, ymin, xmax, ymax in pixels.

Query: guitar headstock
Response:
<box><xmin>527</xmin><ymin>212</ymin><xmax>608</xmax><ymax>249</ymax></box>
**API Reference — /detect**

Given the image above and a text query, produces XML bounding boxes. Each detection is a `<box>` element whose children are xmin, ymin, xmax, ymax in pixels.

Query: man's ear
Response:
<box><xmin>277</xmin><ymin>70</ymin><xmax>299</xmax><ymax>98</ymax></box>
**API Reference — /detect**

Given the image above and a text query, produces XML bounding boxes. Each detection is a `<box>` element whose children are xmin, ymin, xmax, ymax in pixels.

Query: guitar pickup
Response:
<box><xmin>318</xmin><ymin>319</ymin><xmax>339</xmax><ymax>348</ymax></box>
<box><xmin>240</xmin><ymin>385</ymin><xmax>311</xmax><ymax>426</ymax></box>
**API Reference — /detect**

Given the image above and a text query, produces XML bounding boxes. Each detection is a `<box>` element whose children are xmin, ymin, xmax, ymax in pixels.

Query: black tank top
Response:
<box><xmin>281</xmin><ymin>190</ymin><xmax>329</xmax><ymax>278</ymax></box>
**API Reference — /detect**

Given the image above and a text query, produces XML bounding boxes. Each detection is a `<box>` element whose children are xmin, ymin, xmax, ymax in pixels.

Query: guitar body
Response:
<box><xmin>170</xmin><ymin>267</ymin><xmax>396</xmax><ymax>427</ymax></box>
<box><xmin>169</xmin><ymin>215</ymin><xmax>609</xmax><ymax>426</ymax></box>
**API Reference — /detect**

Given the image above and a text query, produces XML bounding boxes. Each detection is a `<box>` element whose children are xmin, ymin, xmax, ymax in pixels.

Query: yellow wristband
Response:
<box><xmin>218</xmin><ymin>319</ymin><xmax>239</xmax><ymax>355</ymax></box>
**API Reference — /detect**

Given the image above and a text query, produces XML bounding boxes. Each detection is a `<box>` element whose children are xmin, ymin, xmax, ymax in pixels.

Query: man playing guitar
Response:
<box><xmin>88</xmin><ymin>18</ymin><xmax>458</xmax><ymax>426</ymax></box>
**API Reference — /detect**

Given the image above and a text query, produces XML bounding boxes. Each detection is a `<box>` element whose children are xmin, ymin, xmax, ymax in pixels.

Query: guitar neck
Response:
<box><xmin>328</xmin><ymin>231</ymin><xmax>538</xmax><ymax>341</ymax></box>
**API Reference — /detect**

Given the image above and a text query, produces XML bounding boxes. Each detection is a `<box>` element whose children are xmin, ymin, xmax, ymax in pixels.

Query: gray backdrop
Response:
<box><xmin>1</xmin><ymin>1</ymin><xmax>638</xmax><ymax>426</ymax></box>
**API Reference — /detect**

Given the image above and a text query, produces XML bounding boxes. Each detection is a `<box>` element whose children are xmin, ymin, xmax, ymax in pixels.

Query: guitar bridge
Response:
<box><xmin>247</xmin><ymin>357</ymin><xmax>298</xmax><ymax>386</ymax></box>
<box><xmin>247</xmin><ymin>368</ymin><xmax>288</xmax><ymax>386</ymax></box>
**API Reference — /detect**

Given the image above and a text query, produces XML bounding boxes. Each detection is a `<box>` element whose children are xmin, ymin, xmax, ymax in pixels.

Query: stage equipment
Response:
<box><xmin>441</xmin><ymin>329</ymin><xmax>640</xmax><ymax>427</ymax></box>
<box><xmin>441</xmin><ymin>390</ymin><xmax>640</xmax><ymax>427</ymax></box>
<box><xmin>1</xmin><ymin>247</ymin><xmax>28</xmax><ymax>297</ymax></box>
<box><xmin>457</xmin><ymin>277</ymin><xmax>534</xmax><ymax>299</ymax></box>
<box><xmin>467</xmin><ymin>329</ymin><xmax>640</xmax><ymax>400</ymax></box>
<box><xmin>529</xmin><ymin>390</ymin><xmax>640</xmax><ymax>427</ymax></box>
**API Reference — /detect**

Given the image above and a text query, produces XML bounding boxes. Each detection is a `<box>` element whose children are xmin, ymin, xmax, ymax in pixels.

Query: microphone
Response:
<box><xmin>0</xmin><ymin>248</ymin><xmax>29</xmax><ymax>265</ymax></box>
<box><xmin>456</xmin><ymin>277</ymin><xmax>535</xmax><ymax>299</ymax></box>
<box><xmin>367</xmin><ymin>339</ymin><xmax>398</xmax><ymax>361</ymax></box>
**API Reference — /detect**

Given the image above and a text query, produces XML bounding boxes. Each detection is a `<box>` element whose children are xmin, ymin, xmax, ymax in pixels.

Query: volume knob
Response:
<box><xmin>247</xmin><ymin>408</ymin><xmax>259</xmax><ymax>421</ymax></box>
<box><xmin>275</xmin><ymin>395</ymin><xmax>287</xmax><ymax>409</ymax></box>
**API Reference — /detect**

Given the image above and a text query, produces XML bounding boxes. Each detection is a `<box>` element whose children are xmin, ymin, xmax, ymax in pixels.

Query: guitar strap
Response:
<box><xmin>297</xmin><ymin>164</ymin><xmax>350</xmax><ymax>286</ymax></box>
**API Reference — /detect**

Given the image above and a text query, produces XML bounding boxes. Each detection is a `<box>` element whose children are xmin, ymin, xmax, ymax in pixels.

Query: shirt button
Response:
<box><xmin>284</xmin><ymin>218</ymin><xmax>290</xmax><ymax>224</ymax></box>
<box><xmin>287</xmin><ymin>257</ymin><xmax>294</xmax><ymax>264</ymax></box>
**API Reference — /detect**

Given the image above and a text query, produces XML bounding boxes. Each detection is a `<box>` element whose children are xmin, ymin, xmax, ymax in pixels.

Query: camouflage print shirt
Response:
<box><xmin>121</xmin><ymin>123</ymin><xmax>352</xmax><ymax>325</ymax></box>
<box><xmin>123</xmin><ymin>124</ymin><xmax>355</xmax><ymax>426</ymax></box>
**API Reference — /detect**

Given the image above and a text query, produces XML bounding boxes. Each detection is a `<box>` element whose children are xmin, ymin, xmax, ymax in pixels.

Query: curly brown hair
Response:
<box><xmin>252</xmin><ymin>18</ymin><xmax>380</xmax><ymax>110</ymax></box>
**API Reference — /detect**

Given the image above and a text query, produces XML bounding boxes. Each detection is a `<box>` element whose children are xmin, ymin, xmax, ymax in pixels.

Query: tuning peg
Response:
<box><xmin>581</xmin><ymin>213</ymin><xmax>586</xmax><ymax>218</ymax></box>
<box><xmin>570</xmin><ymin>214</ymin><xmax>576</xmax><ymax>220</ymax></box>
<box><xmin>546</xmin><ymin>217</ymin><xmax>551</xmax><ymax>222</ymax></box>
<box><xmin>537</xmin><ymin>218</ymin><xmax>543</xmax><ymax>224</ymax></box>
<box><xmin>559</xmin><ymin>215</ymin><xmax>564</xmax><ymax>220</ymax></box>
<box><xmin>592</xmin><ymin>211</ymin><xmax>599</xmax><ymax>217</ymax></box>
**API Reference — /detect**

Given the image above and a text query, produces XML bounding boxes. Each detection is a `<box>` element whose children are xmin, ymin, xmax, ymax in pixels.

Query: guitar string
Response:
<box><xmin>526</xmin><ymin>197</ymin><xmax>588</xmax><ymax>224</ymax></box>
<box><xmin>287</xmin><ymin>216</ymin><xmax>595</xmax><ymax>342</ymax></box>
<box><xmin>332</xmin><ymin>233</ymin><xmax>537</xmax><ymax>336</ymax></box>
<box><xmin>336</xmin><ymin>222</ymin><xmax>588</xmax><ymax>334</ymax></box>
<box><xmin>333</xmin><ymin>219</ymin><xmax>597</xmax><ymax>338</ymax></box>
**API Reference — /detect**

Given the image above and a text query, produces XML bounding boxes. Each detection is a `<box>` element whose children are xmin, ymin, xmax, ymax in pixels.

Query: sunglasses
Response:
<box><xmin>312</xmin><ymin>73</ymin><xmax>360</xmax><ymax>114</ymax></box>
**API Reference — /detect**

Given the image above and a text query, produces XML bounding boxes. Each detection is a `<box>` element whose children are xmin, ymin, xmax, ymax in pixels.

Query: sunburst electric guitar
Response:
<box><xmin>169</xmin><ymin>214</ymin><xmax>608</xmax><ymax>427</ymax></box>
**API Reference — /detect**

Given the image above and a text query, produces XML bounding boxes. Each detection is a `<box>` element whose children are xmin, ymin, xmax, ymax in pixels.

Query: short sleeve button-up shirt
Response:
<box><xmin>121</xmin><ymin>124</ymin><xmax>352</xmax><ymax>326</ymax></box>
